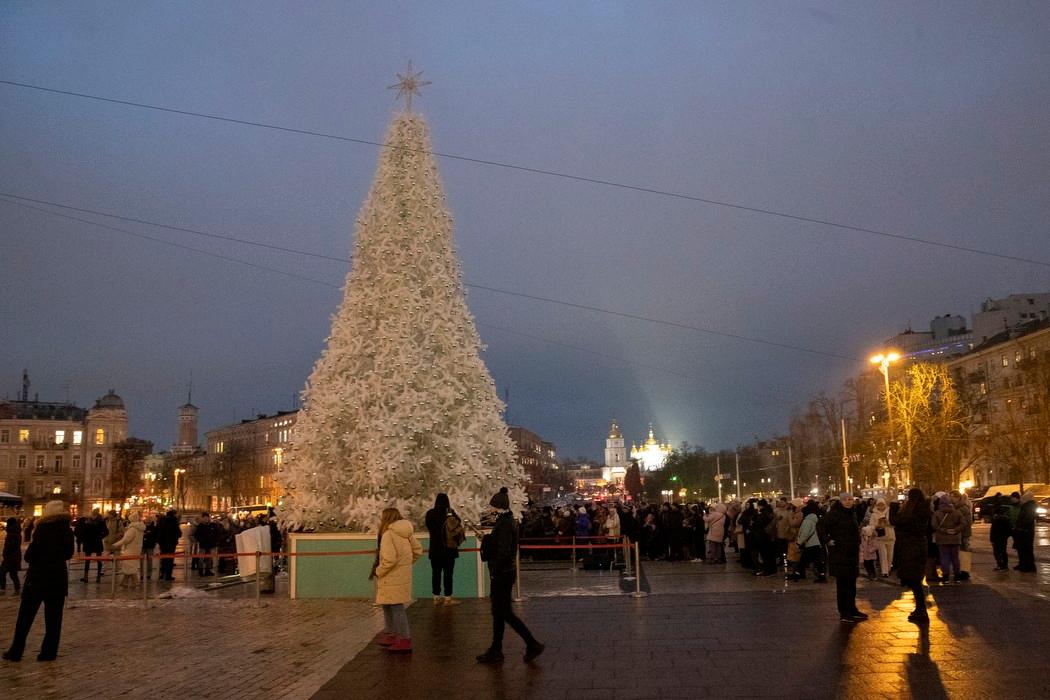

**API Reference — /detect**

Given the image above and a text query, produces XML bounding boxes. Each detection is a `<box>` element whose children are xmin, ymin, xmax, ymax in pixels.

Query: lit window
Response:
<box><xmin>73</xmin><ymin>430</ymin><xmax>82</xmax><ymax>445</ymax></box>
<box><xmin>52</xmin><ymin>482</ymin><xmax>62</xmax><ymax>495</ymax></box>
<box><xmin>19</xmin><ymin>429</ymin><xmax>29</xmax><ymax>443</ymax></box>
<box><xmin>215</xmin><ymin>441</ymin><xmax>225</xmax><ymax>454</ymax></box>
<box><xmin>35</xmin><ymin>455</ymin><xmax>45</xmax><ymax>472</ymax></box>
<box><xmin>1015</xmin><ymin>350</ymin><xmax>1023</xmax><ymax>363</ymax></box>
<box><xmin>95</xmin><ymin>428</ymin><xmax>105</xmax><ymax>445</ymax></box>
<box><xmin>55</xmin><ymin>430</ymin><xmax>65</xmax><ymax>444</ymax></box>
<box><xmin>1001</xmin><ymin>355</ymin><xmax>1008</xmax><ymax>367</ymax></box>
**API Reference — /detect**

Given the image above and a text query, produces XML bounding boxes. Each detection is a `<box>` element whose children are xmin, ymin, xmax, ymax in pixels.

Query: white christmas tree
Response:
<box><xmin>277</xmin><ymin>67</ymin><xmax>526</xmax><ymax>532</ymax></box>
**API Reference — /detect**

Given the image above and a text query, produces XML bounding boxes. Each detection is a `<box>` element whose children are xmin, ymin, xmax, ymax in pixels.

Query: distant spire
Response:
<box><xmin>21</xmin><ymin>369</ymin><xmax>29</xmax><ymax>402</ymax></box>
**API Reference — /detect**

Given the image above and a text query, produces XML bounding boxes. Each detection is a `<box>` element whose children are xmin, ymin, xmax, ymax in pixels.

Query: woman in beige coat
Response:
<box><xmin>112</xmin><ymin>511</ymin><xmax>145</xmax><ymax>588</ymax></box>
<box><xmin>371</xmin><ymin>507</ymin><xmax>421</xmax><ymax>653</ymax></box>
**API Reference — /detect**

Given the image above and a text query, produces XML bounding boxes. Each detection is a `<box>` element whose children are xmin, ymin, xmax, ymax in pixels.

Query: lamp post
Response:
<box><xmin>870</xmin><ymin>352</ymin><xmax>901</xmax><ymax>489</ymax></box>
<box><xmin>174</xmin><ymin>468</ymin><xmax>187</xmax><ymax>512</ymax></box>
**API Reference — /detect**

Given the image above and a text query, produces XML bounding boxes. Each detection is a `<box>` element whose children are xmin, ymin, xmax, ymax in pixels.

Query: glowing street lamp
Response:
<box><xmin>870</xmin><ymin>352</ymin><xmax>901</xmax><ymax>487</ymax></box>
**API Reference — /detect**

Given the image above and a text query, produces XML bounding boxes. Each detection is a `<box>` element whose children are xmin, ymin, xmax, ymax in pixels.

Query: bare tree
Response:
<box><xmin>111</xmin><ymin>437</ymin><xmax>153</xmax><ymax>505</ymax></box>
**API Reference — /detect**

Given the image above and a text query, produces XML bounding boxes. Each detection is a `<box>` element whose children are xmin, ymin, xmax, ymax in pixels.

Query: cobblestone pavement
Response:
<box><xmin>0</xmin><ymin>575</ymin><xmax>382</xmax><ymax>700</ymax></box>
<box><xmin>0</xmin><ymin>524</ymin><xmax>1046</xmax><ymax>699</ymax></box>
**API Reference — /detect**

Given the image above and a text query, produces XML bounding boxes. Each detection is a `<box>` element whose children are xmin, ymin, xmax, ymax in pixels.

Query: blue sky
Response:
<box><xmin>2</xmin><ymin>2</ymin><xmax>1048</xmax><ymax>459</ymax></box>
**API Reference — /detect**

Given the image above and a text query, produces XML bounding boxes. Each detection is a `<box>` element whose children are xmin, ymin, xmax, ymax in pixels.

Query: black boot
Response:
<box><xmin>476</xmin><ymin>648</ymin><xmax>504</xmax><ymax>663</ymax></box>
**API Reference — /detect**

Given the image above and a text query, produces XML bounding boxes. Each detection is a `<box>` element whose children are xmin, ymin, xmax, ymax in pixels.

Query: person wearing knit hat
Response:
<box><xmin>476</xmin><ymin>487</ymin><xmax>544</xmax><ymax>665</ymax></box>
<box><xmin>3</xmin><ymin>501</ymin><xmax>74</xmax><ymax>662</ymax></box>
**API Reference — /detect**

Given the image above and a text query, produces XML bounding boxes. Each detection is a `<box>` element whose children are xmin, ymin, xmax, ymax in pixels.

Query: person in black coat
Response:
<box><xmin>890</xmin><ymin>488</ymin><xmax>931</xmax><ymax>623</ymax></box>
<box><xmin>751</xmin><ymin>500</ymin><xmax>777</xmax><ymax>576</ymax></box>
<box><xmin>1</xmin><ymin>517</ymin><xmax>22</xmax><ymax>593</ymax></box>
<box><xmin>823</xmin><ymin>493</ymin><xmax>866</xmax><ymax>623</ymax></box>
<box><xmin>424</xmin><ymin>492</ymin><xmax>461</xmax><ymax>604</ymax></box>
<box><xmin>1013</xmin><ymin>494</ymin><xmax>1038</xmax><ymax>572</ymax></box>
<box><xmin>156</xmin><ymin>510</ymin><xmax>182</xmax><ymax>581</ymax></box>
<box><xmin>78</xmin><ymin>509</ymin><xmax>108</xmax><ymax>583</ymax></box>
<box><xmin>476</xmin><ymin>488</ymin><xmax>544</xmax><ymax>665</ymax></box>
<box><xmin>3</xmin><ymin>500</ymin><xmax>74</xmax><ymax>661</ymax></box>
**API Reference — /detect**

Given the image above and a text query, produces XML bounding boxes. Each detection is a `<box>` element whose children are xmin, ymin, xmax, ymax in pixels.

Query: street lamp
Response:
<box><xmin>174</xmin><ymin>468</ymin><xmax>187</xmax><ymax>512</ymax></box>
<box><xmin>870</xmin><ymin>352</ymin><xmax>901</xmax><ymax>489</ymax></box>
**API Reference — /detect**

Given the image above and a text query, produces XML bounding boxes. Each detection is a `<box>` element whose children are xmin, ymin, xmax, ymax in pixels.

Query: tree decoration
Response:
<box><xmin>276</xmin><ymin>70</ymin><xmax>525</xmax><ymax>532</ymax></box>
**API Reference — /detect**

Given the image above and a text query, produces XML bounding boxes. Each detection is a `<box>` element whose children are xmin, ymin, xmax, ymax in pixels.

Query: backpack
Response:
<box><xmin>444</xmin><ymin>511</ymin><xmax>466</xmax><ymax>549</ymax></box>
<box><xmin>815</xmin><ymin>514</ymin><xmax>830</xmax><ymax>546</ymax></box>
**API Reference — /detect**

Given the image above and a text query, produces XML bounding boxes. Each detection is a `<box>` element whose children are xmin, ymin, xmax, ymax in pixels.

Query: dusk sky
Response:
<box><xmin>2</xmin><ymin>2</ymin><xmax>1048</xmax><ymax>461</ymax></box>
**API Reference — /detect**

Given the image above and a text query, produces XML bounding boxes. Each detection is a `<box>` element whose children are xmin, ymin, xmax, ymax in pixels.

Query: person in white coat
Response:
<box><xmin>703</xmin><ymin>503</ymin><xmax>728</xmax><ymax>564</ymax></box>
<box><xmin>111</xmin><ymin>511</ymin><xmax>145</xmax><ymax>588</ymax></box>
<box><xmin>866</xmin><ymin>498</ymin><xmax>895</xmax><ymax>577</ymax></box>
<box><xmin>370</xmin><ymin>507</ymin><xmax>422</xmax><ymax>653</ymax></box>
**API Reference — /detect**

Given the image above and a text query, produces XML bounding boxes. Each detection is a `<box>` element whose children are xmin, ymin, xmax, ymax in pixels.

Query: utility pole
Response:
<box><xmin>735</xmin><ymin>452</ymin><xmax>741</xmax><ymax>500</ymax></box>
<box><xmin>787</xmin><ymin>443</ymin><xmax>795</xmax><ymax>499</ymax></box>
<box><xmin>840</xmin><ymin>417</ymin><xmax>850</xmax><ymax>494</ymax></box>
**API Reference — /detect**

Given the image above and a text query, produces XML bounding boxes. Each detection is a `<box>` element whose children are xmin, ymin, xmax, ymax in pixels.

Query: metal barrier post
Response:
<box><xmin>631</xmin><ymin>541</ymin><xmax>648</xmax><ymax>598</ymax></box>
<box><xmin>623</xmin><ymin>536</ymin><xmax>633</xmax><ymax>576</ymax></box>
<box><xmin>513</xmin><ymin>548</ymin><xmax>525</xmax><ymax>602</ymax></box>
<box><xmin>255</xmin><ymin>551</ymin><xmax>262</xmax><ymax>608</ymax></box>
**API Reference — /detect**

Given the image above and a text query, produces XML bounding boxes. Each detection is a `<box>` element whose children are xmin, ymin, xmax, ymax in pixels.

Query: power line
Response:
<box><xmin>2</xmin><ymin>197</ymin><xmax>794</xmax><ymax>395</ymax></box>
<box><xmin>0</xmin><ymin>192</ymin><xmax>858</xmax><ymax>361</ymax></box>
<box><xmin>3</xmin><ymin>78</ymin><xmax>1048</xmax><ymax>270</ymax></box>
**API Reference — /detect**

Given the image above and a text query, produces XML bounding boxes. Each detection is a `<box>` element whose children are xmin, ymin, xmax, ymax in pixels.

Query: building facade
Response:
<box><xmin>948</xmin><ymin>321</ymin><xmax>1050</xmax><ymax>488</ymax></box>
<box><xmin>631</xmin><ymin>424</ymin><xmax>673</xmax><ymax>472</ymax></box>
<box><xmin>192</xmin><ymin>410</ymin><xmax>298</xmax><ymax>513</ymax></box>
<box><xmin>972</xmin><ymin>293</ymin><xmax>1050</xmax><ymax>346</ymax></box>
<box><xmin>508</xmin><ymin>426</ymin><xmax>557</xmax><ymax>496</ymax></box>
<box><xmin>0</xmin><ymin>373</ymin><xmax>128</xmax><ymax>515</ymax></box>
<box><xmin>602</xmin><ymin>420</ymin><xmax>628</xmax><ymax>484</ymax></box>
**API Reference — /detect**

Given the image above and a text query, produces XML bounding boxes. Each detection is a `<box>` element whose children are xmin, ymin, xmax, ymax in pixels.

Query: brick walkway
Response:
<box><xmin>0</xmin><ymin>581</ymin><xmax>382</xmax><ymax>700</ymax></box>
<box><xmin>0</xmin><ymin>523</ymin><xmax>1046</xmax><ymax>699</ymax></box>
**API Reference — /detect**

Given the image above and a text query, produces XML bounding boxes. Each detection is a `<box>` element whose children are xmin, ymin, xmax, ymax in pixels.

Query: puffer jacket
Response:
<box><xmin>931</xmin><ymin>503</ymin><xmax>963</xmax><ymax>546</ymax></box>
<box><xmin>375</xmin><ymin>519</ymin><xmax>422</xmax><ymax>605</ymax></box>
<box><xmin>796</xmin><ymin>512</ymin><xmax>820</xmax><ymax>548</ymax></box>
<box><xmin>704</xmin><ymin>505</ymin><xmax>727</xmax><ymax>542</ymax></box>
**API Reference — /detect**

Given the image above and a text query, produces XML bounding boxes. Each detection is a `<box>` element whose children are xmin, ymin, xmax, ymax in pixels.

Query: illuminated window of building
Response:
<box><xmin>35</xmin><ymin>455</ymin><xmax>45</xmax><ymax>473</ymax></box>
<box><xmin>215</xmin><ymin>441</ymin><xmax>225</xmax><ymax>454</ymax></box>
<box><xmin>259</xmin><ymin>475</ymin><xmax>266</xmax><ymax>488</ymax></box>
<box><xmin>95</xmin><ymin>428</ymin><xmax>105</xmax><ymax>445</ymax></box>
<box><xmin>55</xmin><ymin>430</ymin><xmax>65</xmax><ymax>444</ymax></box>
<box><xmin>72</xmin><ymin>454</ymin><xmax>80</xmax><ymax>470</ymax></box>
<box><xmin>72</xmin><ymin>481</ymin><xmax>80</xmax><ymax>494</ymax></box>
<box><xmin>94</xmin><ymin>453</ymin><xmax>103</xmax><ymax>469</ymax></box>
<box><xmin>0</xmin><ymin>429</ymin><xmax>8</xmax><ymax>443</ymax></box>
<box><xmin>54</xmin><ymin>456</ymin><xmax>63</xmax><ymax>473</ymax></box>
<box><xmin>1001</xmin><ymin>355</ymin><xmax>1008</xmax><ymax>367</ymax></box>
<box><xmin>1015</xmin><ymin>350</ymin><xmax>1023</xmax><ymax>363</ymax></box>
<box><xmin>52</xmin><ymin>482</ymin><xmax>62</xmax><ymax>495</ymax></box>
<box><xmin>73</xmin><ymin>430</ymin><xmax>83</xmax><ymax>445</ymax></box>
<box><xmin>18</xmin><ymin>455</ymin><xmax>27</xmax><ymax>469</ymax></box>
<box><xmin>19</xmin><ymin>429</ymin><xmax>29</xmax><ymax>443</ymax></box>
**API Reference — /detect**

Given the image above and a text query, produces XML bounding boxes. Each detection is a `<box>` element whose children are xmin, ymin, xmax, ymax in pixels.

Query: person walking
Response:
<box><xmin>1013</xmin><ymin>492</ymin><xmax>1038</xmax><ymax>572</ymax></box>
<box><xmin>793</xmin><ymin>500</ymin><xmax>826</xmax><ymax>582</ymax></box>
<box><xmin>102</xmin><ymin>510</ymin><xmax>123</xmax><ymax>556</ymax></box>
<box><xmin>78</xmin><ymin>509</ymin><xmax>107</xmax><ymax>583</ymax></box>
<box><xmin>477</xmin><ymin>488</ymin><xmax>544</xmax><ymax>664</ymax></box>
<box><xmin>111</xmin><ymin>511</ymin><xmax>145</xmax><ymax>588</ymax></box>
<box><xmin>931</xmin><ymin>494</ymin><xmax>963</xmax><ymax>584</ymax></box>
<box><xmin>1</xmin><ymin>517</ymin><xmax>22</xmax><ymax>594</ymax></box>
<box><xmin>823</xmin><ymin>493</ymin><xmax>867</xmax><ymax>623</ymax></box>
<box><xmin>370</xmin><ymin>507</ymin><xmax>421</xmax><ymax>653</ymax></box>
<box><xmin>424</xmin><ymin>493</ymin><xmax>463</xmax><ymax>606</ymax></box>
<box><xmin>2</xmin><ymin>501</ymin><xmax>74</xmax><ymax>661</ymax></box>
<box><xmin>891</xmin><ymin>488</ymin><xmax>931</xmax><ymax>623</ymax></box>
<box><xmin>156</xmin><ymin>510</ymin><xmax>182</xmax><ymax>581</ymax></box>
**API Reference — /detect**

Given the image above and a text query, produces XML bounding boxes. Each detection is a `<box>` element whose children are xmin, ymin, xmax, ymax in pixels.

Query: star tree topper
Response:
<box><xmin>387</xmin><ymin>61</ymin><xmax>431</xmax><ymax>112</ymax></box>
